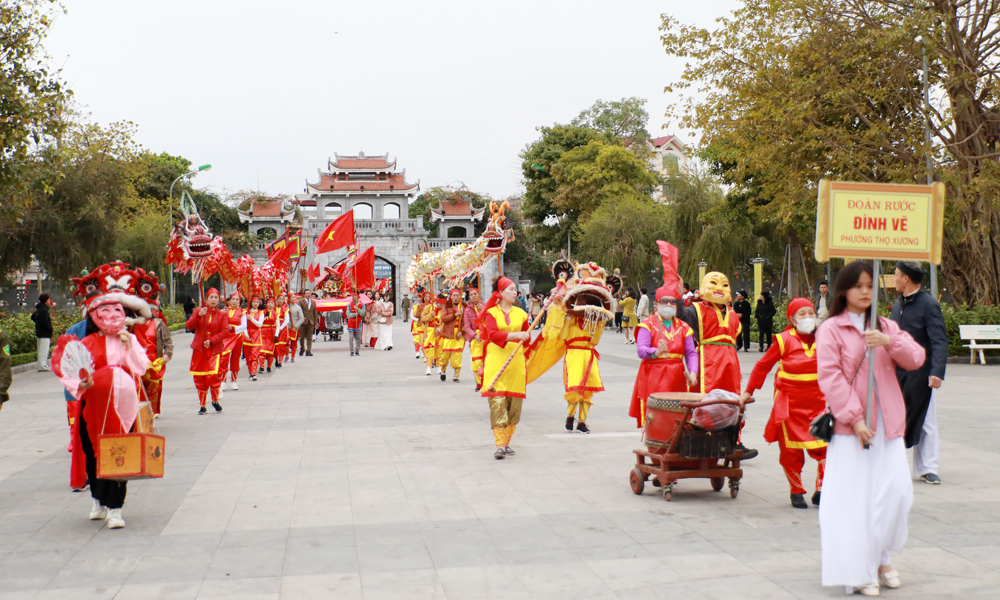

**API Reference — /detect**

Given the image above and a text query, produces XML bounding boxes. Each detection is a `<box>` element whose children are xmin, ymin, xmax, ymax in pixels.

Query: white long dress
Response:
<box><xmin>819</xmin><ymin>312</ymin><xmax>913</xmax><ymax>590</ymax></box>
<box><xmin>376</xmin><ymin>301</ymin><xmax>394</xmax><ymax>350</ymax></box>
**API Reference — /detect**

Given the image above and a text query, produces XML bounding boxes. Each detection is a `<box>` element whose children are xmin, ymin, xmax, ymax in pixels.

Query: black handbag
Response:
<box><xmin>810</xmin><ymin>410</ymin><xmax>835</xmax><ymax>442</ymax></box>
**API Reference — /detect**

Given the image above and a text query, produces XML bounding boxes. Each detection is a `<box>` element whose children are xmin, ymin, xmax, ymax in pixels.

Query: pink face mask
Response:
<box><xmin>92</xmin><ymin>303</ymin><xmax>126</xmax><ymax>335</ymax></box>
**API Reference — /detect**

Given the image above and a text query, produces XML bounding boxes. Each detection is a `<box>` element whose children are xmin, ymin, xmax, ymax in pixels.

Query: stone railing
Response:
<box><xmin>355</xmin><ymin>218</ymin><xmax>425</xmax><ymax>232</ymax></box>
<box><xmin>427</xmin><ymin>238</ymin><xmax>478</xmax><ymax>250</ymax></box>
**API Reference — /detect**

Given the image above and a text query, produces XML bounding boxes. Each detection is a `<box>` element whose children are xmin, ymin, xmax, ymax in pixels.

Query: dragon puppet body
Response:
<box><xmin>405</xmin><ymin>200</ymin><xmax>514</xmax><ymax>290</ymax></box>
<box><xmin>165</xmin><ymin>191</ymin><xmax>290</xmax><ymax>298</ymax></box>
<box><xmin>526</xmin><ymin>259</ymin><xmax>623</xmax><ymax>432</ymax></box>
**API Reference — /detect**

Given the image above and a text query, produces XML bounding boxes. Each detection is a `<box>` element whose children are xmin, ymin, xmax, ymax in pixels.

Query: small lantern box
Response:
<box><xmin>97</xmin><ymin>433</ymin><xmax>165</xmax><ymax>481</ymax></box>
<box><xmin>134</xmin><ymin>401</ymin><xmax>155</xmax><ymax>434</ymax></box>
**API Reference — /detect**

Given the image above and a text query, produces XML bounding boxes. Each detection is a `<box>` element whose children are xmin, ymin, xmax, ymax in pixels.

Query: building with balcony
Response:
<box><xmin>647</xmin><ymin>135</ymin><xmax>689</xmax><ymax>200</ymax></box>
<box><xmin>292</xmin><ymin>152</ymin><xmax>430</xmax><ymax>309</ymax></box>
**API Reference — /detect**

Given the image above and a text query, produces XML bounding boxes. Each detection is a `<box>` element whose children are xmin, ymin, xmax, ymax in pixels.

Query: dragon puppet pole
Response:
<box><xmin>485</xmin><ymin>277</ymin><xmax>567</xmax><ymax>393</ymax></box>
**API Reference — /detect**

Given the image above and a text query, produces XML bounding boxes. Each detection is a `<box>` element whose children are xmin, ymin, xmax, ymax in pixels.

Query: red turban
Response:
<box><xmin>786</xmin><ymin>297</ymin><xmax>813</xmax><ymax>322</ymax></box>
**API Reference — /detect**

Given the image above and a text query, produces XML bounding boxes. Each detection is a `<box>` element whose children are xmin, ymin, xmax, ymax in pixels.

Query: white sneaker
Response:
<box><xmin>231</xmin><ymin>382</ymin><xmax>239</xmax><ymax>391</ymax></box>
<box><xmin>425</xmin><ymin>366</ymin><xmax>432</xmax><ymax>376</ymax></box>
<box><xmin>89</xmin><ymin>499</ymin><xmax>106</xmax><ymax>520</ymax></box>
<box><xmin>221</xmin><ymin>381</ymin><xmax>229</xmax><ymax>391</ymax></box>
<box><xmin>106</xmin><ymin>508</ymin><xmax>125</xmax><ymax>529</ymax></box>
<box><xmin>416</xmin><ymin>352</ymin><xmax>421</xmax><ymax>358</ymax></box>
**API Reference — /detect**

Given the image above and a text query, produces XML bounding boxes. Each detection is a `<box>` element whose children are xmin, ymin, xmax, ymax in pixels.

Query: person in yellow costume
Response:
<box><xmin>421</xmin><ymin>293</ymin><xmax>444</xmax><ymax>376</ymax></box>
<box><xmin>527</xmin><ymin>260</ymin><xmax>621</xmax><ymax>434</ymax></box>
<box><xmin>481</xmin><ymin>277</ymin><xmax>531</xmax><ymax>459</ymax></box>
<box><xmin>411</xmin><ymin>291</ymin><xmax>428</xmax><ymax>359</ymax></box>
<box><xmin>437</xmin><ymin>288</ymin><xmax>465</xmax><ymax>382</ymax></box>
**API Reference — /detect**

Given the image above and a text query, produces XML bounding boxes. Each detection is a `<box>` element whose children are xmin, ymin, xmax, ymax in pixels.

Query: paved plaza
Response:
<box><xmin>1</xmin><ymin>321</ymin><xmax>998</xmax><ymax>599</ymax></box>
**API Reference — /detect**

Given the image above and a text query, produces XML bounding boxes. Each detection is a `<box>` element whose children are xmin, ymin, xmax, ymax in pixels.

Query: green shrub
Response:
<box><xmin>941</xmin><ymin>304</ymin><xmax>1000</xmax><ymax>357</ymax></box>
<box><xmin>0</xmin><ymin>307</ymin><xmax>82</xmax><ymax>355</ymax></box>
<box><xmin>11</xmin><ymin>352</ymin><xmax>37</xmax><ymax>367</ymax></box>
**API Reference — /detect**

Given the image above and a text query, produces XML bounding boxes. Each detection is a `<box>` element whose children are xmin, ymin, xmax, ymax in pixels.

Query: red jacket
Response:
<box><xmin>187</xmin><ymin>307</ymin><xmax>229</xmax><ymax>354</ymax></box>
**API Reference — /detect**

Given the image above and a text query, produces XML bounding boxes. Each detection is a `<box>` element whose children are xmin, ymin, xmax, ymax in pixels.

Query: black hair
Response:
<box><xmin>640</xmin><ymin>288</ymin><xmax>647</xmax><ymax>294</ymax></box>
<box><xmin>761</xmin><ymin>291</ymin><xmax>773</xmax><ymax>305</ymax></box>
<box><xmin>819</xmin><ymin>280</ymin><xmax>829</xmax><ymax>286</ymax></box>
<box><xmin>38</xmin><ymin>293</ymin><xmax>50</xmax><ymax>303</ymax></box>
<box><xmin>683</xmin><ymin>283</ymin><xmax>691</xmax><ymax>291</ymax></box>
<box><xmin>829</xmin><ymin>260</ymin><xmax>881</xmax><ymax>331</ymax></box>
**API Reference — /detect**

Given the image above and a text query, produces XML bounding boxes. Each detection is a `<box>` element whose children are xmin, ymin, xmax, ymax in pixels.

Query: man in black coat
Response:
<box><xmin>890</xmin><ymin>261</ymin><xmax>948</xmax><ymax>484</ymax></box>
<box><xmin>732</xmin><ymin>291</ymin><xmax>753</xmax><ymax>352</ymax></box>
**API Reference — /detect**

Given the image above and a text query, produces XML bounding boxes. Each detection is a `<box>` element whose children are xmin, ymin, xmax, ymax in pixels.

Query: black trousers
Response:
<box><xmin>737</xmin><ymin>320</ymin><xmax>751</xmax><ymax>350</ymax></box>
<box><xmin>758</xmin><ymin>324</ymin><xmax>773</xmax><ymax>350</ymax></box>
<box><xmin>78</xmin><ymin>408</ymin><xmax>127</xmax><ymax>509</ymax></box>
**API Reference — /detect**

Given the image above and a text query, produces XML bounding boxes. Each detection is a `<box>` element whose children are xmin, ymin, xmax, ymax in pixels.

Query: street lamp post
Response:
<box><xmin>168</xmin><ymin>164</ymin><xmax>212</xmax><ymax>310</ymax></box>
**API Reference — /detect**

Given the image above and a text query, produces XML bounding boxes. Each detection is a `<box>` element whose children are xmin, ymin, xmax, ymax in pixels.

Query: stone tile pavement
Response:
<box><xmin>0</xmin><ymin>322</ymin><xmax>998</xmax><ymax>599</ymax></box>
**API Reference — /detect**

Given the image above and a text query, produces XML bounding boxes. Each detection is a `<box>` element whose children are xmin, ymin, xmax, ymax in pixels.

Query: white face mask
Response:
<box><xmin>795</xmin><ymin>318</ymin><xmax>817</xmax><ymax>334</ymax></box>
<box><xmin>658</xmin><ymin>305</ymin><xmax>676</xmax><ymax>319</ymax></box>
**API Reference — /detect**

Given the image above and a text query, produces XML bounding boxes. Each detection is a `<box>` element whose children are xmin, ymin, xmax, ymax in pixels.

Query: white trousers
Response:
<box><xmin>820</xmin><ymin>404</ymin><xmax>913</xmax><ymax>588</ymax></box>
<box><xmin>912</xmin><ymin>390</ymin><xmax>939</xmax><ymax>476</ymax></box>
<box><xmin>36</xmin><ymin>337</ymin><xmax>51</xmax><ymax>370</ymax></box>
<box><xmin>376</xmin><ymin>323</ymin><xmax>393</xmax><ymax>350</ymax></box>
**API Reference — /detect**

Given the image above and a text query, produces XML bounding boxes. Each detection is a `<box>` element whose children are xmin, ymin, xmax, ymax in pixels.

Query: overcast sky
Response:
<box><xmin>45</xmin><ymin>1</ymin><xmax>741</xmax><ymax>202</ymax></box>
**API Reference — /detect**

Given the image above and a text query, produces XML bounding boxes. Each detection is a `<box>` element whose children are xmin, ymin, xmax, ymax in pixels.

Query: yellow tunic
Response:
<box><xmin>525</xmin><ymin>304</ymin><xmax>604</xmax><ymax>391</ymax></box>
<box><xmin>482</xmin><ymin>305</ymin><xmax>529</xmax><ymax>398</ymax></box>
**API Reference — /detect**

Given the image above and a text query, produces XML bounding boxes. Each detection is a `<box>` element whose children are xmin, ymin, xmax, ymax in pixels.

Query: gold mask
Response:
<box><xmin>700</xmin><ymin>271</ymin><xmax>732</xmax><ymax>305</ymax></box>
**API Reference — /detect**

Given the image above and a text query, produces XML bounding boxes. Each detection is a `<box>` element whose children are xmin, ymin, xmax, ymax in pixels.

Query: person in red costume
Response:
<box><xmin>260</xmin><ymin>297</ymin><xmax>277</xmax><ymax>372</ymax></box>
<box><xmin>629</xmin><ymin>283</ymin><xmax>699</xmax><ymax>427</ymax></box>
<box><xmin>680</xmin><ymin>271</ymin><xmax>757</xmax><ymax>459</ymax></box>
<box><xmin>244</xmin><ymin>296</ymin><xmax>264</xmax><ymax>380</ymax></box>
<box><xmin>274</xmin><ymin>293</ymin><xmax>290</xmax><ymax>367</ymax></box>
<box><xmin>742</xmin><ymin>297</ymin><xmax>827</xmax><ymax>509</ymax></box>
<box><xmin>187</xmin><ymin>288</ymin><xmax>228</xmax><ymax>414</ymax></box>
<box><xmin>55</xmin><ymin>292</ymin><xmax>151</xmax><ymax>529</ymax></box>
<box><xmin>221</xmin><ymin>293</ymin><xmax>247</xmax><ymax>391</ymax></box>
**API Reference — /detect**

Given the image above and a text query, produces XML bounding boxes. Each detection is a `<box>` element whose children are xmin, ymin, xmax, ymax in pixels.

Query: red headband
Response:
<box><xmin>786</xmin><ymin>297</ymin><xmax>813</xmax><ymax>321</ymax></box>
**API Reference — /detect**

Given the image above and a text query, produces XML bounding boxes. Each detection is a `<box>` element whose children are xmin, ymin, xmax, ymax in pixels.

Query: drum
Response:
<box><xmin>642</xmin><ymin>392</ymin><xmax>704</xmax><ymax>451</ymax></box>
<box><xmin>643</xmin><ymin>394</ymin><xmax>686</xmax><ymax>450</ymax></box>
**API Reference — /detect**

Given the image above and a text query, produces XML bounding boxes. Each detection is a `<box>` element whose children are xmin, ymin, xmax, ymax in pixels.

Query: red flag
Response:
<box><xmin>306</xmin><ymin>263</ymin><xmax>318</xmax><ymax>283</ymax></box>
<box><xmin>315</xmin><ymin>212</ymin><xmax>355</xmax><ymax>254</ymax></box>
<box><xmin>656</xmin><ymin>240</ymin><xmax>681</xmax><ymax>298</ymax></box>
<box><xmin>268</xmin><ymin>238</ymin><xmax>295</xmax><ymax>268</ymax></box>
<box><xmin>353</xmin><ymin>246</ymin><xmax>375</xmax><ymax>290</ymax></box>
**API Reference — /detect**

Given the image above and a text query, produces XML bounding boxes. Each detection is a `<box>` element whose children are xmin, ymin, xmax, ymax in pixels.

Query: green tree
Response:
<box><xmin>571</xmin><ymin>97</ymin><xmax>652</xmax><ymax>146</ymax></box>
<box><xmin>21</xmin><ymin>120</ymin><xmax>143</xmax><ymax>284</ymax></box>
<box><xmin>660</xmin><ymin>0</ymin><xmax>1000</xmax><ymax>304</ymax></box>
<box><xmin>0</xmin><ymin>0</ymin><xmax>69</xmax><ymax>204</ymax></box>
<box><xmin>520</xmin><ymin>124</ymin><xmax>601</xmax><ymax>252</ymax></box>
<box><xmin>551</xmin><ymin>141</ymin><xmax>659</xmax><ymax>219</ymax></box>
<box><xmin>576</xmin><ymin>194</ymin><xmax>672</xmax><ymax>289</ymax></box>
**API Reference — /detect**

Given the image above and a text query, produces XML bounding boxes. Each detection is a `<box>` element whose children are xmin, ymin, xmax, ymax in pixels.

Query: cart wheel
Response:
<box><xmin>729</xmin><ymin>479</ymin><xmax>740</xmax><ymax>498</ymax></box>
<box><xmin>651</xmin><ymin>477</ymin><xmax>661</xmax><ymax>488</ymax></box>
<box><xmin>711</xmin><ymin>477</ymin><xmax>725</xmax><ymax>492</ymax></box>
<box><xmin>662</xmin><ymin>485</ymin><xmax>672</xmax><ymax>501</ymax></box>
<box><xmin>629</xmin><ymin>468</ymin><xmax>644</xmax><ymax>495</ymax></box>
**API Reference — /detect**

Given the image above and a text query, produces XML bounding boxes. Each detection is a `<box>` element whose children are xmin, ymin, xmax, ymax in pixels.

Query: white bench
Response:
<box><xmin>959</xmin><ymin>324</ymin><xmax>1000</xmax><ymax>364</ymax></box>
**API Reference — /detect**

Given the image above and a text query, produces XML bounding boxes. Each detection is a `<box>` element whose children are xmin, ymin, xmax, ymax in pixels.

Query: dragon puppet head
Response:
<box><xmin>482</xmin><ymin>200</ymin><xmax>514</xmax><ymax>255</ymax></box>
<box><xmin>551</xmin><ymin>259</ymin><xmax>623</xmax><ymax>333</ymax></box>
<box><xmin>165</xmin><ymin>190</ymin><xmax>223</xmax><ymax>282</ymax></box>
<box><xmin>700</xmin><ymin>271</ymin><xmax>732</xmax><ymax>305</ymax></box>
<box><xmin>174</xmin><ymin>191</ymin><xmax>213</xmax><ymax>259</ymax></box>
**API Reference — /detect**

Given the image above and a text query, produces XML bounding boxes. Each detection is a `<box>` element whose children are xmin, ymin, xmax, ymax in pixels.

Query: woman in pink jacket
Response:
<box><xmin>816</xmin><ymin>261</ymin><xmax>924</xmax><ymax>596</ymax></box>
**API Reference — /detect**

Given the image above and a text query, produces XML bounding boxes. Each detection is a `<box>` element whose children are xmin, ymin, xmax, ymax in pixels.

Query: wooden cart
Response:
<box><xmin>629</xmin><ymin>392</ymin><xmax>754</xmax><ymax>501</ymax></box>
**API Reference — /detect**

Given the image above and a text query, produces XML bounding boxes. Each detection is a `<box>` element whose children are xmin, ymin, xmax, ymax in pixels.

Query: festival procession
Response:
<box><xmin>2</xmin><ymin>2</ymin><xmax>998</xmax><ymax>598</ymax></box>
